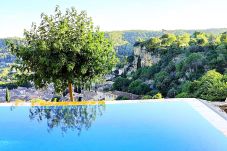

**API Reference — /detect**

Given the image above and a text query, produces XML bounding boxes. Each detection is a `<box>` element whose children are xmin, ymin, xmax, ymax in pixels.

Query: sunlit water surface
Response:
<box><xmin>0</xmin><ymin>102</ymin><xmax>227</xmax><ymax>151</ymax></box>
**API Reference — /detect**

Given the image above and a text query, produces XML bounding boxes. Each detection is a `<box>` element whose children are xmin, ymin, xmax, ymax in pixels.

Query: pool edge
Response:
<box><xmin>187</xmin><ymin>99</ymin><xmax>227</xmax><ymax>137</ymax></box>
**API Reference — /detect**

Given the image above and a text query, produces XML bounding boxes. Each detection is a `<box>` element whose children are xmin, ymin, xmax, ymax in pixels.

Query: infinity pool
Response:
<box><xmin>0</xmin><ymin>101</ymin><xmax>227</xmax><ymax>151</ymax></box>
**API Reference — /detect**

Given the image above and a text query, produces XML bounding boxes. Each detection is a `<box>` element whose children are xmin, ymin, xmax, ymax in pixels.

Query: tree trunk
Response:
<box><xmin>68</xmin><ymin>82</ymin><xmax>74</xmax><ymax>102</ymax></box>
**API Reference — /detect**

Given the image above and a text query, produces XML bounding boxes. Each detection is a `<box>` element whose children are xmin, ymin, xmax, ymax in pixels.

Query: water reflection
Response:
<box><xmin>29</xmin><ymin>105</ymin><xmax>106</xmax><ymax>135</ymax></box>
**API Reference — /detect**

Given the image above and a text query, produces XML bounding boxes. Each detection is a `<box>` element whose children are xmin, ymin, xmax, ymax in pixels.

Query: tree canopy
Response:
<box><xmin>7</xmin><ymin>6</ymin><xmax>118</xmax><ymax>100</ymax></box>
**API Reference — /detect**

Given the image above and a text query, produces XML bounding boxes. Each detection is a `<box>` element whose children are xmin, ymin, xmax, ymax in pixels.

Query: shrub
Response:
<box><xmin>146</xmin><ymin>90</ymin><xmax>159</xmax><ymax>96</ymax></box>
<box><xmin>191</xmin><ymin>70</ymin><xmax>227</xmax><ymax>101</ymax></box>
<box><xmin>112</xmin><ymin>77</ymin><xmax>131</xmax><ymax>91</ymax></box>
<box><xmin>132</xmin><ymin>67</ymin><xmax>154</xmax><ymax>81</ymax></box>
<box><xmin>142</xmin><ymin>95</ymin><xmax>153</xmax><ymax>99</ymax></box>
<box><xmin>152</xmin><ymin>93</ymin><xmax>163</xmax><ymax>99</ymax></box>
<box><xmin>51</xmin><ymin>96</ymin><xmax>61</xmax><ymax>102</ymax></box>
<box><xmin>116</xmin><ymin>96</ymin><xmax>129</xmax><ymax>100</ymax></box>
<box><xmin>167</xmin><ymin>88</ymin><xmax>177</xmax><ymax>98</ymax></box>
<box><xmin>128</xmin><ymin>80</ymin><xmax>150</xmax><ymax>95</ymax></box>
<box><xmin>127</xmin><ymin>55</ymin><xmax>134</xmax><ymax>63</ymax></box>
<box><xmin>176</xmin><ymin>92</ymin><xmax>190</xmax><ymax>98</ymax></box>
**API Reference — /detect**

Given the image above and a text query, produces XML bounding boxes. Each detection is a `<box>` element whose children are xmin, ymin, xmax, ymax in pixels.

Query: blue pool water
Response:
<box><xmin>0</xmin><ymin>102</ymin><xmax>227</xmax><ymax>151</ymax></box>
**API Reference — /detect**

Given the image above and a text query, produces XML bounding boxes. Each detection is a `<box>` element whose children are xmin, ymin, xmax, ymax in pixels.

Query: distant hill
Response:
<box><xmin>1</xmin><ymin>28</ymin><xmax>227</xmax><ymax>59</ymax></box>
<box><xmin>106</xmin><ymin>28</ymin><xmax>227</xmax><ymax>57</ymax></box>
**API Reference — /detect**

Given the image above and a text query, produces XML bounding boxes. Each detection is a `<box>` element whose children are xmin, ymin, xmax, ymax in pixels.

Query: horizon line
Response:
<box><xmin>1</xmin><ymin>27</ymin><xmax>227</xmax><ymax>39</ymax></box>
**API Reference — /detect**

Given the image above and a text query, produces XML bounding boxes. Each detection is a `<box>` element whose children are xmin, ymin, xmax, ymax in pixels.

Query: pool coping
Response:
<box><xmin>0</xmin><ymin>98</ymin><xmax>227</xmax><ymax>137</ymax></box>
<box><xmin>186</xmin><ymin>99</ymin><xmax>227</xmax><ymax>137</ymax></box>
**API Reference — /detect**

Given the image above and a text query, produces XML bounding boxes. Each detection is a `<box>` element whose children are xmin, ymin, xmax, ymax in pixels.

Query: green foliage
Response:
<box><xmin>7</xmin><ymin>6</ymin><xmax>118</xmax><ymax>93</ymax></box>
<box><xmin>0</xmin><ymin>68</ymin><xmax>10</xmax><ymax>78</ymax></box>
<box><xmin>116</xmin><ymin>56</ymin><xmax>127</xmax><ymax>68</ymax></box>
<box><xmin>190</xmin><ymin>70</ymin><xmax>227</xmax><ymax>101</ymax></box>
<box><xmin>0</xmin><ymin>81</ymin><xmax>32</xmax><ymax>90</ymax></box>
<box><xmin>128</xmin><ymin>80</ymin><xmax>150</xmax><ymax>95</ymax></box>
<box><xmin>51</xmin><ymin>96</ymin><xmax>61</xmax><ymax>102</ymax></box>
<box><xmin>220</xmin><ymin>32</ymin><xmax>227</xmax><ymax>44</ymax></box>
<box><xmin>178</xmin><ymin>53</ymin><xmax>205</xmax><ymax>80</ymax></box>
<box><xmin>116</xmin><ymin>96</ymin><xmax>129</xmax><ymax>100</ymax></box>
<box><xmin>112</xmin><ymin>77</ymin><xmax>131</xmax><ymax>91</ymax></box>
<box><xmin>106</xmin><ymin>32</ymin><xmax>128</xmax><ymax>47</ymax></box>
<box><xmin>132</xmin><ymin>67</ymin><xmax>155</xmax><ymax>81</ymax></box>
<box><xmin>127</xmin><ymin>55</ymin><xmax>134</xmax><ymax>63</ymax></box>
<box><xmin>154</xmin><ymin>71</ymin><xmax>171</xmax><ymax>95</ymax></box>
<box><xmin>142</xmin><ymin>95</ymin><xmax>153</xmax><ymax>99</ymax></box>
<box><xmin>145</xmin><ymin>37</ymin><xmax>161</xmax><ymax>51</ymax></box>
<box><xmin>152</xmin><ymin>93</ymin><xmax>162</xmax><ymax>99</ymax></box>
<box><xmin>146</xmin><ymin>90</ymin><xmax>160</xmax><ymax>96</ymax></box>
<box><xmin>5</xmin><ymin>88</ymin><xmax>10</xmax><ymax>102</ymax></box>
<box><xmin>113</xmin><ymin>31</ymin><xmax>227</xmax><ymax>101</ymax></box>
<box><xmin>177</xmin><ymin>33</ymin><xmax>190</xmax><ymax>47</ymax></box>
<box><xmin>176</xmin><ymin>92</ymin><xmax>190</xmax><ymax>98</ymax></box>
<box><xmin>0</xmin><ymin>82</ymin><xmax>17</xmax><ymax>90</ymax></box>
<box><xmin>167</xmin><ymin>88</ymin><xmax>177</xmax><ymax>98</ymax></box>
<box><xmin>161</xmin><ymin>34</ymin><xmax>177</xmax><ymax>46</ymax></box>
<box><xmin>193</xmin><ymin>32</ymin><xmax>208</xmax><ymax>46</ymax></box>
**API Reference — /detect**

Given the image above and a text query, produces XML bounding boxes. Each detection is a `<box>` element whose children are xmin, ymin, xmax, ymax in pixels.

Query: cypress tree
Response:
<box><xmin>5</xmin><ymin>88</ymin><xmax>10</xmax><ymax>103</ymax></box>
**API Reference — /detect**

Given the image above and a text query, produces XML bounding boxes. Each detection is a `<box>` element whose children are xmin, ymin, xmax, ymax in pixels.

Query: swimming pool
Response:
<box><xmin>0</xmin><ymin>100</ymin><xmax>227</xmax><ymax>151</ymax></box>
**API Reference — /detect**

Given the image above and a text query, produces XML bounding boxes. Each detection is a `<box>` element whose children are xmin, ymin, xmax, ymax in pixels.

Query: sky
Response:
<box><xmin>0</xmin><ymin>0</ymin><xmax>227</xmax><ymax>38</ymax></box>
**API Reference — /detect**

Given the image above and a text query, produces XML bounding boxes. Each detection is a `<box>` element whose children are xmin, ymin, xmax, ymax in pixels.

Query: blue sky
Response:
<box><xmin>0</xmin><ymin>0</ymin><xmax>227</xmax><ymax>37</ymax></box>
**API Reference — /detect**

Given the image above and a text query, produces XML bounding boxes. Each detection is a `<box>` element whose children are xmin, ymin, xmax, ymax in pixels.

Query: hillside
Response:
<box><xmin>112</xmin><ymin>31</ymin><xmax>227</xmax><ymax>101</ymax></box>
<box><xmin>106</xmin><ymin>28</ymin><xmax>227</xmax><ymax>57</ymax></box>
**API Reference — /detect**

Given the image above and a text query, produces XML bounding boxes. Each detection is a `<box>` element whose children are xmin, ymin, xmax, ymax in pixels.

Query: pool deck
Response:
<box><xmin>0</xmin><ymin>98</ymin><xmax>227</xmax><ymax>136</ymax></box>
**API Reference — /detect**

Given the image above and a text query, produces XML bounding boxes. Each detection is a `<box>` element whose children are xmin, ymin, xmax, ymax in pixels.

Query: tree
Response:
<box><xmin>193</xmin><ymin>32</ymin><xmax>208</xmax><ymax>46</ymax></box>
<box><xmin>112</xmin><ymin>77</ymin><xmax>131</xmax><ymax>92</ymax></box>
<box><xmin>128</xmin><ymin>80</ymin><xmax>150</xmax><ymax>95</ymax></box>
<box><xmin>5</xmin><ymin>88</ymin><xmax>10</xmax><ymax>102</ymax></box>
<box><xmin>181</xmin><ymin>53</ymin><xmax>205</xmax><ymax>80</ymax></box>
<box><xmin>154</xmin><ymin>71</ymin><xmax>170</xmax><ymax>95</ymax></box>
<box><xmin>167</xmin><ymin>88</ymin><xmax>177</xmax><ymax>98</ymax></box>
<box><xmin>145</xmin><ymin>37</ymin><xmax>161</xmax><ymax>51</ymax></box>
<box><xmin>177</xmin><ymin>33</ymin><xmax>190</xmax><ymax>47</ymax></box>
<box><xmin>191</xmin><ymin>70</ymin><xmax>227</xmax><ymax>101</ymax></box>
<box><xmin>111</xmin><ymin>31</ymin><xmax>227</xmax><ymax>100</ymax></box>
<box><xmin>220</xmin><ymin>32</ymin><xmax>227</xmax><ymax>44</ymax></box>
<box><xmin>7</xmin><ymin>6</ymin><xmax>118</xmax><ymax>101</ymax></box>
<box><xmin>161</xmin><ymin>34</ymin><xmax>177</xmax><ymax>46</ymax></box>
<box><xmin>152</xmin><ymin>93</ymin><xmax>162</xmax><ymax>99</ymax></box>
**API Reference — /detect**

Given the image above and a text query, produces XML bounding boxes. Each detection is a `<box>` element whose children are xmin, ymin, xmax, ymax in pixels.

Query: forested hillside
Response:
<box><xmin>106</xmin><ymin>28</ymin><xmax>227</xmax><ymax>57</ymax></box>
<box><xmin>1</xmin><ymin>28</ymin><xmax>227</xmax><ymax>58</ymax></box>
<box><xmin>112</xmin><ymin>31</ymin><xmax>227</xmax><ymax>101</ymax></box>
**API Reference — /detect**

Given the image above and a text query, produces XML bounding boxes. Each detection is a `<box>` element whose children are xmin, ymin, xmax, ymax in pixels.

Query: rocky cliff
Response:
<box><xmin>132</xmin><ymin>45</ymin><xmax>160</xmax><ymax>70</ymax></box>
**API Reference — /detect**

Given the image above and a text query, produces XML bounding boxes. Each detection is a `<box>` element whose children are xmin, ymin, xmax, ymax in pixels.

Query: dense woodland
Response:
<box><xmin>113</xmin><ymin>32</ymin><xmax>227</xmax><ymax>101</ymax></box>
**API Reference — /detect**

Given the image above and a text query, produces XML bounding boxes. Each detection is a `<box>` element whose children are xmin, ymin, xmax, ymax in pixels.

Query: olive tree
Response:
<box><xmin>7</xmin><ymin>6</ymin><xmax>118</xmax><ymax>101</ymax></box>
